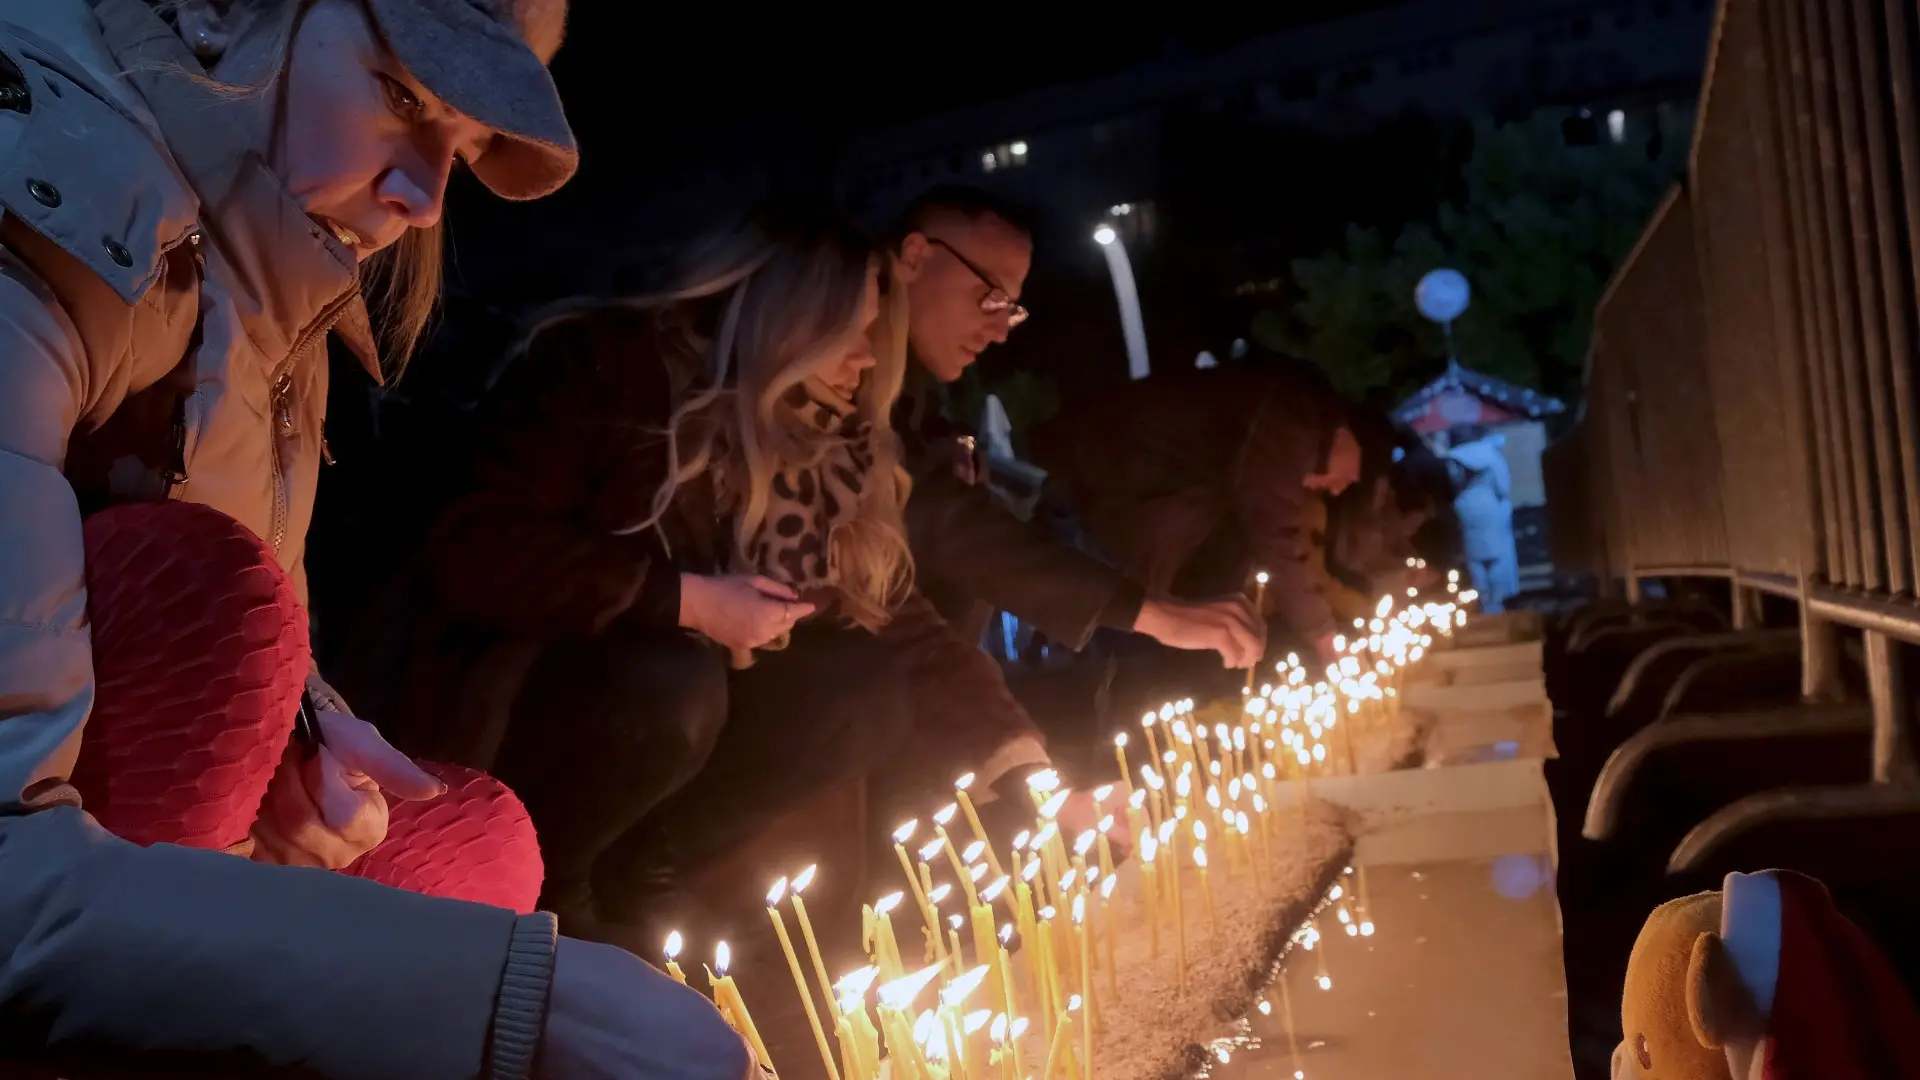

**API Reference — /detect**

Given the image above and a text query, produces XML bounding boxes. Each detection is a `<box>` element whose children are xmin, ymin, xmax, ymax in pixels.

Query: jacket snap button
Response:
<box><xmin>26</xmin><ymin>179</ymin><xmax>60</xmax><ymax>209</ymax></box>
<box><xmin>103</xmin><ymin>239</ymin><xmax>134</xmax><ymax>268</ymax></box>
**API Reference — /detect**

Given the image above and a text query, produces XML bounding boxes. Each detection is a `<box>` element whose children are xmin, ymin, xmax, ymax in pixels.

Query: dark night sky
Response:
<box><xmin>541</xmin><ymin>2</ymin><xmax>1413</xmax><ymax>189</ymax></box>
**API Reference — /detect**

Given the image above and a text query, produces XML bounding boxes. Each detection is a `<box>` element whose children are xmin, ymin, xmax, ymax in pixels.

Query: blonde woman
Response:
<box><xmin>0</xmin><ymin>0</ymin><xmax>749</xmax><ymax>1078</ymax></box>
<box><xmin>372</xmin><ymin>202</ymin><xmax>1049</xmax><ymax>940</ymax></box>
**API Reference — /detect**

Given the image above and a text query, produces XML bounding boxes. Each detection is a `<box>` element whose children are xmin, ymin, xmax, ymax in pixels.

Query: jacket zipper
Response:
<box><xmin>266</xmin><ymin>288</ymin><xmax>356</xmax><ymax>553</ymax></box>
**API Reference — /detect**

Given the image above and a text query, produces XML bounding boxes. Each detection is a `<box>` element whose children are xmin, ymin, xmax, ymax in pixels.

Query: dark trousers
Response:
<box><xmin>491</xmin><ymin>625</ymin><xmax>912</xmax><ymax>921</ymax></box>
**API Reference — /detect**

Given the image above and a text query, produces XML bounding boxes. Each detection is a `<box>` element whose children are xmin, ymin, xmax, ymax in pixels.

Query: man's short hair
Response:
<box><xmin>891</xmin><ymin>184</ymin><xmax>1037</xmax><ymax>246</ymax></box>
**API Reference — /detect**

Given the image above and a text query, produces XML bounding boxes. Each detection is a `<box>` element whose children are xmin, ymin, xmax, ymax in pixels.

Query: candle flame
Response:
<box><xmin>876</xmin><ymin>963</ymin><xmax>947</xmax><ymax>1011</ymax></box>
<box><xmin>962</xmin><ymin>839</ymin><xmax>986</xmax><ymax>862</ymax></box>
<box><xmin>1026</xmin><ymin>769</ymin><xmax>1061</xmax><ymax>792</ymax></box>
<box><xmin>964</xmin><ymin>1010</ymin><xmax>993</xmax><ymax>1036</ymax></box>
<box><xmin>1143</xmin><ymin>712</ymin><xmax>1158</xmax><ymax>727</ymax></box>
<box><xmin>1039</xmin><ymin>905</ymin><xmax>1057</xmax><ymax>921</ymax></box>
<box><xmin>1012</xmin><ymin>1017</ymin><xmax>1031</xmax><ymax>1039</ymax></box>
<box><xmin>1000</xmin><ymin>923</ymin><xmax>1014</xmax><ymax>943</ymax></box>
<box><xmin>894</xmin><ymin>820</ymin><xmax>918</xmax><ymax>844</ymax></box>
<box><xmin>928</xmin><ymin>883</ymin><xmax>953</xmax><ymax>906</ymax></box>
<box><xmin>665</xmin><ymin>931</ymin><xmax>683</xmax><ymax>960</ymax></box>
<box><xmin>914</xmin><ymin>1011</ymin><xmax>946</xmax><ymax>1059</ymax></box>
<box><xmin>1058</xmin><ymin>869</ymin><xmax>1078</xmax><ymax>892</ymax></box>
<box><xmin>792</xmin><ymin>864</ymin><xmax>817</xmax><ymax>893</ymax></box>
<box><xmin>1039</xmin><ymin>791</ymin><xmax>1072</xmax><ymax>820</ymax></box>
<box><xmin>1074</xmin><ymin>831</ymin><xmax>1096</xmax><ymax>856</ymax></box>
<box><xmin>934</xmin><ymin>803</ymin><xmax>958</xmax><ymax>826</ymax></box>
<box><xmin>715</xmin><ymin>941</ymin><xmax>731</xmax><ymax>975</ymax></box>
<box><xmin>941</xmin><ymin>964</ymin><xmax>993</xmax><ymax>1007</ymax></box>
<box><xmin>991</xmin><ymin>1014</ymin><xmax>1009</xmax><ymax>1041</ymax></box>
<box><xmin>1013</xmin><ymin>829</ymin><xmax>1031</xmax><ymax>850</ymax></box>
<box><xmin>970</xmin><ymin>864</ymin><xmax>988</xmax><ymax>883</ymax></box>
<box><xmin>982</xmin><ymin>876</ymin><xmax>1010</xmax><ymax>903</ymax></box>
<box><xmin>1093</xmin><ymin>783</ymin><xmax>1114</xmax><ymax>802</ymax></box>
<box><xmin>1068</xmin><ymin>995</ymin><xmax>1083</xmax><ymax>1012</ymax></box>
<box><xmin>1141</xmin><ymin>835</ymin><xmax>1158</xmax><ymax>861</ymax></box>
<box><xmin>1098</xmin><ymin>814</ymin><xmax>1115</xmax><ymax>833</ymax></box>
<box><xmin>955</xmin><ymin>772</ymin><xmax>976</xmax><ymax>790</ymax></box>
<box><xmin>919</xmin><ymin>838</ymin><xmax>946</xmax><ymax>862</ymax></box>
<box><xmin>1101</xmin><ymin>875</ymin><xmax>1117</xmax><ymax>899</ymax></box>
<box><xmin>1022</xmin><ymin>859</ymin><xmax>1043</xmax><ymax>882</ymax></box>
<box><xmin>1194</xmin><ymin>846</ymin><xmax>1209</xmax><ymax>868</ymax></box>
<box><xmin>1193</xmin><ymin>820</ymin><xmax>1208</xmax><ymax>842</ymax></box>
<box><xmin>1129</xmin><ymin>789</ymin><xmax>1147</xmax><ymax>810</ymax></box>
<box><xmin>1237</xmin><ymin>810</ymin><xmax>1252</xmax><ymax>834</ymax></box>
<box><xmin>1256</xmin><ymin>570</ymin><xmax>1270</xmax><ymax>584</ymax></box>
<box><xmin>1072</xmin><ymin>895</ymin><xmax>1086</xmax><ymax>923</ymax></box>
<box><xmin>875</xmin><ymin>891</ymin><xmax>904</xmax><ymax>916</ymax></box>
<box><xmin>835</xmin><ymin>966</ymin><xmax>880</xmax><ymax>999</ymax></box>
<box><xmin>1114</xmin><ymin>732</ymin><xmax>1128</xmax><ymax>747</ymax></box>
<box><xmin>766</xmin><ymin>877</ymin><xmax>789</xmax><ymax>906</ymax></box>
<box><xmin>1157</xmin><ymin>819</ymin><xmax>1176</xmax><ymax>843</ymax></box>
<box><xmin>949</xmin><ymin>913</ymin><xmax>964</xmax><ymax>930</ymax></box>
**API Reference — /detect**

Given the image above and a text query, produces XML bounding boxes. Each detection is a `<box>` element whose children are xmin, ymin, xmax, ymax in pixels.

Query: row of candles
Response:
<box><xmin>665</xmin><ymin>575</ymin><xmax>1476</xmax><ymax>1080</ymax></box>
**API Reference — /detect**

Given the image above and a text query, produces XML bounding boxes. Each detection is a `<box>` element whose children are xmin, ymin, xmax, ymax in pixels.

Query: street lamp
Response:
<box><xmin>1093</xmin><ymin>222</ymin><xmax>1149</xmax><ymax>380</ymax></box>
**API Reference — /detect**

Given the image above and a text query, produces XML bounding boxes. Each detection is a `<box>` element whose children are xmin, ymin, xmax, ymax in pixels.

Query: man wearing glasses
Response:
<box><xmin>886</xmin><ymin>186</ymin><xmax>1265</xmax><ymax>724</ymax></box>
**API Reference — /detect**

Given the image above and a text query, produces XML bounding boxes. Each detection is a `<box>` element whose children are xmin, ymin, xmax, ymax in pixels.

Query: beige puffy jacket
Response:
<box><xmin>0</xmin><ymin>2</ymin><xmax>554</xmax><ymax>1077</ymax></box>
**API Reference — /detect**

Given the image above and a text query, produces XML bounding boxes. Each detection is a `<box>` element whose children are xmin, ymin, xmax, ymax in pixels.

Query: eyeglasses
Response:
<box><xmin>926</xmin><ymin>237</ymin><xmax>1030</xmax><ymax>328</ymax></box>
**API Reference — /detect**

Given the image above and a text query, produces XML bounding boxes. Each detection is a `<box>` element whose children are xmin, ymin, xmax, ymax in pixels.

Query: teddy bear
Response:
<box><xmin>1615</xmin><ymin>869</ymin><xmax>1920</xmax><ymax>1080</ymax></box>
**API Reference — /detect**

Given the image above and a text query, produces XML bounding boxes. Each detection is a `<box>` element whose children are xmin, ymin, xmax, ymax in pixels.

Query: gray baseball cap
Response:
<box><xmin>364</xmin><ymin>0</ymin><xmax>578</xmax><ymax>200</ymax></box>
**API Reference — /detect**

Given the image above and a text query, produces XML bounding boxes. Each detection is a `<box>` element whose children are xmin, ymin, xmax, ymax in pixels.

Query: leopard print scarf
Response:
<box><xmin>714</xmin><ymin>379</ymin><xmax>873</xmax><ymax>626</ymax></box>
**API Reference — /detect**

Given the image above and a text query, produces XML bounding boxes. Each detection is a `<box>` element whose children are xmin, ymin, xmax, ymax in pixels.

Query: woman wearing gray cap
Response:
<box><xmin>0</xmin><ymin>1</ymin><xmax>751</xmax><ymax>1079</ymax></box>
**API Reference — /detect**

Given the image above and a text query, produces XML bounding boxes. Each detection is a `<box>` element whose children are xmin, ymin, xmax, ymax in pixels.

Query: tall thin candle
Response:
<box><xmin>766</xmin><ymin>877</ymin><xmax>841</xmax><ymax>1080</ymax></box>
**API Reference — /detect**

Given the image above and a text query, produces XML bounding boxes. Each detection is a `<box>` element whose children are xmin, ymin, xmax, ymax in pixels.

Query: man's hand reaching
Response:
<box><xmin>1132</xmin><ymin>596</ymin><xmax>1266</xmax><ymax>670</ymax></box>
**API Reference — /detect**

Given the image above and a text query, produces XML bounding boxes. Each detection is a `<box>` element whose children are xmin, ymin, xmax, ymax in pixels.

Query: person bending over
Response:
<box><xmin>0</xmin><ymin>0</ymin><xmax>746</xmax><ymax>1077</ymax></box>
<box><xmin>1030</xmin><ymin>365</ymin><xmax>1362</xmax><ymax>666</ymax></box>
<box><xmin>886</xmin><ymin>186</ymin><xmax>1265</xmax><ymax>673</ymax></box>
<box><xmin>370</xmin><ymin>204</ymin><xmax>1085</xmax><ymax>941</ymax></box>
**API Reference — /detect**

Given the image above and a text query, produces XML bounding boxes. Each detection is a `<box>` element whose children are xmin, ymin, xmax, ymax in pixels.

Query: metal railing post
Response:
<box><xmin>1865</xmin><ymin>630</ymin><xmax>1916</xmax><ymax>782</ymax></box>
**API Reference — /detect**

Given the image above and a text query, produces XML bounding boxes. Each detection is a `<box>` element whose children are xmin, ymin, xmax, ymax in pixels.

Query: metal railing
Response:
<box><xmin>1545</xmin><ymin>0</ymin><xmax>1920</xmax><ymax>840</ymax></box>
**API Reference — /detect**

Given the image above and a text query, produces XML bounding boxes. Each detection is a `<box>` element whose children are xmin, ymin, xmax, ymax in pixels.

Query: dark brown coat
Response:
<box><xmin>373</xmin><ymin>306</ymin><xmax>1041</xmax><ymax>776</ymax></box>
<box><xmin>1029</xmin><ymin>366</ymin><xmax>1346</xmax><ymax>642</ymax></box>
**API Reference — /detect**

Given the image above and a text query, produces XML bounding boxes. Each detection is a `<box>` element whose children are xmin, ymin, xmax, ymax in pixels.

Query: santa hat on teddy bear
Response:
<box><xmin>1714</xmin><ymin>869</ymin><xmax>1920</xmax><ymax>1080</ymax></box>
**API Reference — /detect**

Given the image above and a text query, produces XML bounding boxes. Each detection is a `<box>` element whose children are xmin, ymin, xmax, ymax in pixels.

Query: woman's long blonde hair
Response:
<box><xmin>525</xmin><ymin>203</ymin><xmax>915</xmax><ymax>630</ymax></box>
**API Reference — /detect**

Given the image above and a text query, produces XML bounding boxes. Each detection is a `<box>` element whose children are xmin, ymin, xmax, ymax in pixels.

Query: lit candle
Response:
<box><xmin>1035</xmin><ymin>907</ymin><xmax>1066</xmax><ymax>1043</ymax></box>
<box><xmin>663</xmin><ymin>930</ymin><xmax>688</xmax><ymax>985</ymax></box>
<box><xmin>1043</xmin><ymin>998</ymin><xmax>1082</xmax><ymax>1080</ymax></box>
<box><xmin>1138</xmin><ymin>835</ymin><xmax>1161</xmax><ymax>958</ymax></box>
<box><xmin>934</xmin><ymin>804</ymin><xmax>981</xmax><ymax>907</ymax></box>
<box><xmin>954</xmin><ymin>773</ymin><xmax>1007</xmax><ymax>879</ymax></box>
<box><xmin>1099</xmin><ymin>874</ymin><xmax>1119</xmax><ymax>1003</ymax></box>
<box><xmin>767</xmin><ymin>877</ymin><xmax>841</xmax><ymax>1080</ymax></box>
<box><xmin>996</xmin><ymin>922</ymin><xmax>1022</xmax><ymax>1070</ymax></box>
<box><xmin>948</xmin><ymin>914</ymin><xmax>968</xmax><ymax>977</ymax></box>
<box><xmin>835</xmin><ymin>968</ymin><xmax>883</xmax><ymax>1080</ymax></box>
<box><xmin>1246</xmin><ymin>570</ymin><xmax>1270</xmax><ymax>693</ymax></box>
<box><xmin>1095</xmin><ymin>816</ymin><xmax>1117</xmax><ymax>884</ymax></box>
<box><xmin>1074</xmin><ymin>896</ymin><xmax>1094</xmax><ymax>1080</ymax></box>
<box><xmin>788</xmin><ymin>866</ymin><xmax>839</xmax><ymax>1017</ymax></box>
<box><xmin>1112</xmin><ymin>733</ymin><xmax>1133</xmax><ymax>798</ymax></box>
<box><xmin>972</xmin><ymin>877</ymin><xmax>1009</xmax><ymax>1015</ymax></box>
<box><xmin>708</xmin><ymin>942</ymin><xmax>775</xmax><ymax>1072</ymax></box>
<box><xmin>895</xmin><ymin>821</ymin><xmax>941</xmax><ymax>946</ymax></box>
<box><xmin>873</xmin><ymin>892</ymin><xmax>908</xmax><ymax>981</ymax></box>
<box><xmin>1194</xmin><ymin>844</ymin><xmax>1218</xmax><ymax>936</ymax></box>
<box><xmin>1140</xmin><ymin>713</ymin><xmax>1164</xmax><ymax>774</ymax></box>
<box><xmin>1161</xmin><ymin>821</ymin><xmax>1187</xmax><ymax>993</ymax></box>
